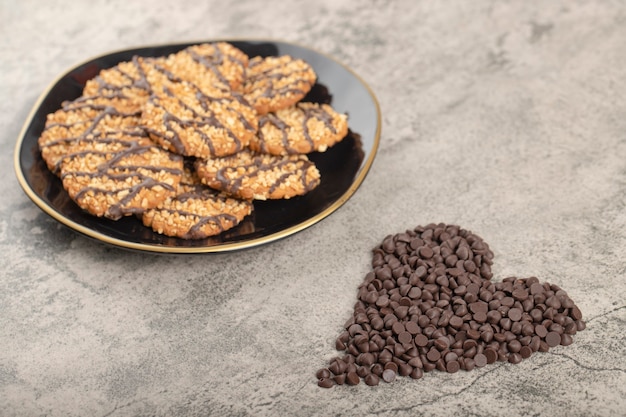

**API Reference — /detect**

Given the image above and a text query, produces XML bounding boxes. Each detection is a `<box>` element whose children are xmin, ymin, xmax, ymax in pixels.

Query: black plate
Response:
<box><xmin>13</xmin><ymin>39</ymin><xmax>381</xmax><ymax>253</ymax></box>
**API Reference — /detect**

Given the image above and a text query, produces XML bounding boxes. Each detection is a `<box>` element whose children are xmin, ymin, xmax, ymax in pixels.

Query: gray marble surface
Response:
<box><xmin>2</xmin><ymin>1</ymin><xmax>626</xmax><ymax>416</ymax></box>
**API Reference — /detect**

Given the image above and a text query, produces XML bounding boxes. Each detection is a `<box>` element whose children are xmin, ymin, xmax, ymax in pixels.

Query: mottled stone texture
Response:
<box><xmin>2</xmin><ymin>1</ymin><xmax>625</xmax><ymax>416</ymax></box>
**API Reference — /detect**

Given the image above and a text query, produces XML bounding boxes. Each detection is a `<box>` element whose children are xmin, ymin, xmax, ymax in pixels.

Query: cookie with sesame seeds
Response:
<box><xmin>140</xmin><ymin>80</ymin><xmax>258</xmax><ymax>159</ymax></box>
<box><xmin>194</xmin><ymin>148</ymin><xmax>321</xmax><ymax>200</ymax></box>
<box><xmin>242</xmin><ymin>55</ymin><xmax>317</xmax><ymax>115</ymax></box>
<box><xmin>141</xmin><ymin>165</ymin><xmax>253</xmax><ymax>239</ymax></box>
<box><xmin>249</xmin><ymin>102</ymin><xmax>349</xmax><ymax>155</ymax></box>
<box><xmin>59</xmin><ymin>135</ymin><xmax>184</xmax><ymax>220</ymax></box>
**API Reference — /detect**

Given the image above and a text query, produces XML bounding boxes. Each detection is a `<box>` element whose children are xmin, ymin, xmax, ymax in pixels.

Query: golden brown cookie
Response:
<box><xmin>141</xmin><ymin>165</ymin><xmax>253</xmax><ymax>239</ymax></box>
<box><xmin>59</xmin><ymin>135</ymin><xmax>183</xmax><ymax>220</ymax></box>
<box><xmin>249</xmin><ymin>102</ymin><xmax>349</xmax><ymax>155</ymax></box>
<box><xmin>194</xmin><ymin>149</ymin><xmax>321</xmax><ymax>200</ymax></box>
<box><xmin>84</xmin><ymin>43</ymin><xmax>249</xmax><ymax>100</ymax></box>
<box><xmin>242</xmin><ymin>55</ymin><xmax>317</xmax><ymax>115</ymax></box>
<box><xmin>82</xmin><ymin>56</ymin><xmax>159</xmax><ymax>105</ymax></box>
<box><xmin>158</xmin><ymin>42</ymin><xmax>249</xmax><ymax>92</ymax></box>
<box><xmin>38</xmin><ymin>94</ymin><xmax>144</xmax><ymax>174</ymax></box>
<box><xmin>141</xmin><ymin>81</ymin><xmax>258</xmax><ymax>158</ymax></box>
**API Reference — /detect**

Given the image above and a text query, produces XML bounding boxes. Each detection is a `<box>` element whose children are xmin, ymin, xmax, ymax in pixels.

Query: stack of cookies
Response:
<box><xmin>38</xmin><ymin>42</ymin><xmax>349</xmax><ymax>239</ymax></box>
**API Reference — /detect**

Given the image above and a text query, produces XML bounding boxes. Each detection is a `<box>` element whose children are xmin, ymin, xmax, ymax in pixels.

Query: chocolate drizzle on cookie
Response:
<box><xmin>299</xmin><ymin>102</ymin><xmax>338</xmax><ymax>141</ymax></box>
<box><xmin>196</xmin><ymin>151</ymin><xmax>321</xmax><ymax>200</ymax></box>
<box><xmin>188</xmin><ymin>47</ymin><xmax>232</xmax><ymax>90</ymax></box>
<box><xmin>182</xmin><ymin>42</ymin><xmax>249</xmax><ymax>91</ymax></box>
<box><xmin>243</xmin><ymin>55</ymin><xmax>317</xmax><ymax>115</ymax></box>
<box><xmin>142</xmin><ymin>82</ymin><xmax>257</xmax><ymax>158</ymax></box>
<box><xmin>60</xmin><ymin>137</ymin><xmax>183</xmax><ymax>220</ymax></box>
<box><xmin>39</xmin><ymin>99</ymin><xmax>146</xmax><ymax>174</ymax></box>
<box><xmin>257</xmin><ymin>113</ymin><xmax>290</xmax><ymax>153</ymax></box>
<box><xmin>147</xmin><ymin>183</ymin><xmax>243</xmax><ymax>240</ymax></box>
<box><xmin>86</xmin><ymin>56</ymin><xmax>153</xmax><ymax>95</ymax></box>
<box><xmin>140</xmin><ymin>166</ymin><xmax>253</xmax><ymax>239</ymax></box>
<box><xmin>251</xmin><ymin>102</ymin><xmax>348</xmax><ymax>155</ymax></box>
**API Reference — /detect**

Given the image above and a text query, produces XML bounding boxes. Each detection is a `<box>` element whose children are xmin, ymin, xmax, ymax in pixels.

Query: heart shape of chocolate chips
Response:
<box><xmin>316</xmin><ymin>223</ymin><xmax>585</xmax><ymax>388</ymax></box>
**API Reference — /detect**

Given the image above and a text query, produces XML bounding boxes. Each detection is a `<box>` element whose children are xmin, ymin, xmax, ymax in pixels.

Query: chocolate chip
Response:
<box><xmin>474</xmin><ymin>353</ymin><xmax>488</xmax><ymax>367</ymax></box>
<box><xmin>357</xmin><ymin>352</ymin><xmax>375</xmax><ymax>366</ymax></box>
<box><xmin>378</xmin><ymin>349</ymin><xmax>392</xmax><ymax>364</ymax></box>
<box><xmin>468</xmin><ymin>301</ymin><xmax>489</xmax><ymax>314</ymax></box>
<box><xmin>545</xmin><ymin>331</ymin><xmax>562</xmax><ymax>347</ymax></box>
<box><xmin>415</xmin><ymin>334</ymin><xmax>429</xmax><ymax>347</ymax></box>
<box><xmin>501</xmin><ymin>297</ymin><xmax>514</xmax><ymax>308</ymax></box>
<box><xmin>508</xmin><ymin>308</ymin><xmax>523</xmax><ymax>322</ymax></box>
<box><xmin>456</xmin><ymin>246</ymin><xmax>470</xmax><ymax>261</ymax></box>
<box><xmin>512</xmin><ymin>288</ymin><xmax>529</xmax><ymax>301</ymax></box>
<box><xmin>571</xmin><ymin>306</ymin><xmax>583</xmax><ymax>321</ymax></box>
<box><xmin>357</xmin><ymin>365</ymin><xmax>370</xmax><ymax>378</ymax></box>
<box><xmin>384</xmin><ymin>361</ymin><xmax>398</xmax><ymax>372</ymax></box>
<box><xmin>530</xmin><ymin>282</ymin><xmax>545</xmax><ymax>295</ymax></box>
<box><xmin>398</xmin><ymin>331</ymin><xmax>413</xmax><ymax>344</ymax></box>
<box><xmin>473</xmin><ymin>311</ymin><xmax>488</xmax><ymax>323</ymax></box>
<box><xmin>410</xmin><ymin>367</ymin><xmax>424</xmax><ymax>379</ymax></box>
<box><xmin>427</xmin><ymin>347</ymin><xmax>441</xmax><ymax>362</ymax></box>
<box><xmin>534</xmin><ymin>324</ymin><xmax>548</xmax><ymax>338</ymax></box>
<box><xmin>382</xmin><ymin>369</ymin><xmax>397</xmax><ymax>383</ymax></box>
<box><xmin>507</xmin><ymin>339</ymin><xmax>522</xmax><ymax>353</ymax></box>
<box><xmin>480</xmin><ymin>331</ymin><xmax>494</xmax><ymax>344</ymax></box>
<box><xmin>333</xmin><ymin>374</ymin><xmax>346</xmax><ymax>385</ymax></box>
<box><xmin>408</xmin><ymin>356</ymin><xmax>423</xmax><ymax>368</ymax></box>
<box><xmin>364</xmin><ymin>373</ymin><xmax>380</xmax><ymax>386</ymax></box>
<box><xmin>560</xmin><ymin>333</ymin><xmax>574</xmax><ymax>346</ymax></box>
<box><xmin>405</xmin><ymin>321</ymin><xmax>421</xmax><ymax>335</ymax></box>
<box><xmin>484</xmin><ymin>348</ymin><xmax>498</xmax><ymax>364</ymax></box>
<box><xmin>446</xmin><ymin>360</ymin><xmax>460</xmax><ymax>373</ymax></box>
<box><xmin>418</xmin><ymin>246</ymin><xmax>434</xmax><ymax>259</ymax></box>
<box><xmin>398</xmin><ymin>363</ymin><xmax>413</xmax><ymax>376</ymax></box>
<box><xmin>316</xmin><ymin>368</ymin><xmax>331</xmax><ymax>380</ymax></box>
<box><xmin>318</xmin><ymin>378</ymin><xmax>334</xmax><ymax>388</ymax></box>
<box><xmin>520</xmin><ymin>346</ymin><xmax>533</xmax><ymax>359</ymax></box>
<box><xmin>346</xmin><ymin>371</ymin><xmax>360</xmax><ymax>385</ymax></box>
<box><xmin>391</xmin><ymin>321</ymin><xmax>405</xmax><ymax>335</ymax></box>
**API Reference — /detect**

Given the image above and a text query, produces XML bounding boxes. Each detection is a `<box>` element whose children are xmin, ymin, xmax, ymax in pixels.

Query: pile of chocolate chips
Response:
<box><xmin>316</xmin><ymin>223</ymin><xmax>585</xmax><ymax>387</ymax></box>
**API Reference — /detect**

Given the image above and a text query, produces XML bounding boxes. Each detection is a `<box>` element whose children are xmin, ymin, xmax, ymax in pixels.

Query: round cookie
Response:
<box><xmin>243</xmin><ymin>55</ymin><xmax>317</xmax><ymax>115</ymax></box>
<box><xmin>82</xmin><ymin>56</ymin><xmax>159</xmax><ymax>105</ymax></box>
<box><xmin>38</xmin><ymin>94</ymin><xmax>144</xmax><ymax>174</ymax></box>
<box><xmin>84</xmin><ymin>43</ymin><xmax>249</xmax><ymax>101</ymax></box>
<box><xmin>159</xmin><ymin>42</ymin><xmax>249</xmax><ymax>92</ymax></box>
<box><xmin>194</xmin><ymin>149</ymin><xmax>321</xmax><ymax>200</ymax></box>
<box><xmin>250</xmin><ymin>102</ymin><xmax>349</xmax><ymax>155</ymax></box>
<box><xmin>141</xmin><ymin>81</ymin><xmax>258</xmax><ymax>158</ymax></box>
<box><xmin>141</xmin><ymin>166</ymin><xmax>253</xmax><ymax>239</ymax></box>
<box><xmin>59</xmin><ymin>135</ymin><xmax>183</xmax><ymax>220</ymax></box>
